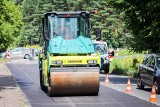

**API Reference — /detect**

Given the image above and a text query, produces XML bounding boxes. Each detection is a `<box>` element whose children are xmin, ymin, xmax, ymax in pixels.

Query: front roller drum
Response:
<box><xmin>48</xmin><ymin>67</ymin><xmax>100</xmax><ymax>96</ymax></box>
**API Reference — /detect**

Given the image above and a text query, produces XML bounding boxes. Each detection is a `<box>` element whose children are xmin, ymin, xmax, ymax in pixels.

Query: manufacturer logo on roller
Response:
<box><xmin>68</xmin><ymin>60</ymin><xmax>82</xmax><ymax>63</ymax></box>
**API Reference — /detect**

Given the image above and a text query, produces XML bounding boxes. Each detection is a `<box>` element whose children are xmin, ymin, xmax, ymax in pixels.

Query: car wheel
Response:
<box><xmin>104</xmin><ymin>67</ymin><xmax>109</xmax><ymax>74</ymax></box>
<box><xmin>24</xmin><ymin>54</ymin><xmax>30</xmax><ymax>59</ymax></box>
<box><xmin>154</xmin><ymin>80</ymin><xmax>160</xmax><ymax>94</ymax></box>
<box><xmin>137</xmin><ymin>75</ymin><xmax>144</xmax><ymax>89</ymax></box>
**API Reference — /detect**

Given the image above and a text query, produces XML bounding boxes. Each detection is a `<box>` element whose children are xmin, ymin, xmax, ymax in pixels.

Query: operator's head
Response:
<box><xmin>64</xmin><ymin>18</ymin><xmax>70</xmax><ymax>26</ymax></box>
<box><xmin>64</xmin><ymin>26</ymin><xmax>72</xmax><ymax>39</ymax></box>
<box><xmin>65</xmin><ymin>26</ymin><xmax>70</xmax><ymax>31</ymax></box>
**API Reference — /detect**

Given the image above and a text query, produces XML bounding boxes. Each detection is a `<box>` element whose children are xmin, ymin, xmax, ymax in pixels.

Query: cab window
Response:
<box><xmin>144</xmin><ymin>55</ymin><xmax>153</xmax><ymax>65</ymax></box>
<box><xmin>148</xmin><ymin>58</ymin><xmax>155</xmax><ymax>68</ymax></box>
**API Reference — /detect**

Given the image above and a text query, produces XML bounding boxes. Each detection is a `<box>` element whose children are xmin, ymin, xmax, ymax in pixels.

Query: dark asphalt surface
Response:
<box><xmin>7</xmin><ymin>60</ymin><xmax>159</xmax><ymax>107</ymax></box>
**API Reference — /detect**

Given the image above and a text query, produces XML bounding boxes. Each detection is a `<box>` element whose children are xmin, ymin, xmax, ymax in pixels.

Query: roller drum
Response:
<box><xmin>49</xmin><ymin>67</ymin><xmax>100</xmax><ymax>96</ymax></box>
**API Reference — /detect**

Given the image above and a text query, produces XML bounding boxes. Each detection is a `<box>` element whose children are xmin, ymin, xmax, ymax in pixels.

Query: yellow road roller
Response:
<box><xmin>38</xmin><ymin>11</ymin><xmax>101</xmax><ymax>96</ymax></box>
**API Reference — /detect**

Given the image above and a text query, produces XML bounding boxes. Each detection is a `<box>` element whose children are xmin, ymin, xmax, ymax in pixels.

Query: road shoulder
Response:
<box><xmin>100</xmin><ymin>74</ymin><xmax>160</xmax><ymax>106</ymax></box>
<box><xmin>0</xmin><ymin>62</ymin><xmax>31</xmax><ymax>107</ymax></box>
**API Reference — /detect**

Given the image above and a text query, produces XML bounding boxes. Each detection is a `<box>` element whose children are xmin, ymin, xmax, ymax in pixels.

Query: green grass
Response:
<box><xmin>20</xmin><ymin>99</ymin><xmax>29</xmax><ymax>107</ymax></box>
<box><xmin>116</xmin><ymin>48</ymin><xmax>148</xmax><ymax>56</ymax></box>
<box><xmin>25</xmin><ymin>45</ymin><xmax>42</xmax><ymax>50</ymax></box>
<box><xmin>0</xmin><ymin>58</ymin><xmax>6</xmax><ymax>63</ymax></box>
<box><xmin>116</xmin><ymin>48</ymin><xmax>137</xmax><ymax>56</ymax></box>
<box><xmin>8</xmin><ymin>45</ymin><xmax>42</xmax><ymax>51</ymax></box>
<box><xmin>110</xmin><ymin>54</ymin><xmax>144</xmax><ymax>77</ymax></box>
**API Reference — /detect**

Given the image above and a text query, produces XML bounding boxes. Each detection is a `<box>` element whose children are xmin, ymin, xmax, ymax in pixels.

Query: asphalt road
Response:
<box><xmin>102</xmin><ymin>74</ymin><xmax>160</xmax><ymax>105</ymax></box>
<box><xmin>7</xmin><ymin>59</ymin><xmax>160</xmax><ymax>107</ymax></box>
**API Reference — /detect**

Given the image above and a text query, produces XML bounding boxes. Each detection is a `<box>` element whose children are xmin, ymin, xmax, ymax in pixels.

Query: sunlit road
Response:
<box><xmin>7</xmin><ymin>59</ymin><xmax>160</xmax><ymax>107</ymax></box>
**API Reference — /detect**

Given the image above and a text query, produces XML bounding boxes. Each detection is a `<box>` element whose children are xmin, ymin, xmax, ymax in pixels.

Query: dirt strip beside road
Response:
<box><xmin>0</xmin><ymin>62</ymin><xmax>31</xmax><ymax>107</ymax></box>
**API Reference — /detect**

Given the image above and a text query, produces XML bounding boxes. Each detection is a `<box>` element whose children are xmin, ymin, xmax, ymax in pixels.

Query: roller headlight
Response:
<box><xmin>87</xmin><ymin>60</ymin><xmax>97</xmax><ymax>64</ymax></box>
<box><xmin>52</xmin><ymin>60</ymin><xmax>63</xmax><ymax>64</ymax></box>
<box><xmin>93</xmin><ymin>60</ymin><xmax>97</xmax><ymax>63</ymax></box>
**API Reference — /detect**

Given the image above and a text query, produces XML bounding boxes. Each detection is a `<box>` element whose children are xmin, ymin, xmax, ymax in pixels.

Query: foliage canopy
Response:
<box><xmin>0</xmin><ymin>0</ymin><xmax>23</xmax><ymax>52</ymax></box>
<box><xmin>1</xmin><ymin>0</ymin><xmax>159</xmax><ymax>53</ymax></box>
<box><xmin>108</xmin><ymin>0</ymin><xmax>160</xmax><ymax>53</ymax></box>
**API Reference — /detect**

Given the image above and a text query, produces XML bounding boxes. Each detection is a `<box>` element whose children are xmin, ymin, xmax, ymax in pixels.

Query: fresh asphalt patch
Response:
<box><xmin>6</xmin><ymin>59</ymin><xmax>160</xmax><ymax>107</ymax></box>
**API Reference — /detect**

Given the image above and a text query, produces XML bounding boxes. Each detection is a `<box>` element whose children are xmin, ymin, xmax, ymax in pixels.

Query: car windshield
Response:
<box><xmin>156</xmin><ymin>57</ymin><xmax>160</xmax><ymax>69</ymax></box>
<box><xmin>48</xmin><ymin>16</ymin><xmax>89</xmax><ymax>40</ymax></box>
<box><xmin>93</xmin><ymin>43</ymin><xmax>108</xmax><ymax>54</ymax></box>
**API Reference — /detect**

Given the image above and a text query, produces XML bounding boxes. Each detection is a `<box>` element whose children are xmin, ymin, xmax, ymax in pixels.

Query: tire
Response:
<box><xmin>47</xmin><ymin>75</ymin><xmax>52</xmax><ymax>97</ymax></box>
<box><xmin>137</xmin><ymin>75</ymin><xmax>144</xmax><ymax>89</ymax></box>
<box><xmin>154</xmin><ymin>80</ymin><xmax>160</xmax><ymax>94</ymax></box>
<box><xmin>47</xmin><ymin>86</ymin><xmax>52</xmax><ymax>97</ymax></box>
<box><xmin>104</xmin><ymin>67</ymin><xmax>109</xmax><ymax>74</ymax></box>
<box><xmin>40</xmin><ymin>69</ymin><xmax>46</xmax><ymax>90</ymax></box>
<box><xmin>24</xmin><ymin>54</ymin><xmax>30</xmax><ymax>59</ymax></box>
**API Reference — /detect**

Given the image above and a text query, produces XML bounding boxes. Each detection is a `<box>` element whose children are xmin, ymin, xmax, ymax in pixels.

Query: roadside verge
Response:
<box><xmin>0</xmin><ymin>62</ymin><xmax>31</xmax><ymax>107</ymax></box>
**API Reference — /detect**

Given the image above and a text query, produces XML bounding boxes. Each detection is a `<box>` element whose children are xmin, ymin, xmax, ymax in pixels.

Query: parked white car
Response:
<box><xmin>11</xmin><ymin>47</ymin><xmax>31</xmax><ymax>59</ymax></box>
<box><xmin>0</xmin><ymin>47</ymin><xmax>40</xmax><ymax>59</ymax></box>
<box><xmin>0</xmin><ymin>47</ymin><xmax>34</xmax><ymax>59</ymax></box>
<box><xmin>92</xmin><ymin>40</ymin><xmax>110</xmax><ymax>74</ymax></box>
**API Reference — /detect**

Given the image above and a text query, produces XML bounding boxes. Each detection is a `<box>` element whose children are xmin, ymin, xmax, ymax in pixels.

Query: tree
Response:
<box><xmin>68</xmin><ymin>0</ymin><xmax>128</xmax><ymax>49</ymax></box>
<box><xmin>0</xmin><ymin>0</ymin><xmax>23</xmax><ymax>52</ymax></box>
<box><xmin>108</xmin><ymin>0</ymin><xmax>160</xmax><ymax>53</ymax></box>
<box><xmin>20</xmin><ymin>0</ymin><xmax>127</xmax><ymax>49</ymax></box>
<box><xmin>20</xmin><ymin>0</ymin><xmax>68</xmax><ymax>46</ymax></box>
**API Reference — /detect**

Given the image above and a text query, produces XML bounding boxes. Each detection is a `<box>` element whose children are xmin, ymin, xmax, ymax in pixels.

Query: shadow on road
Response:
<box><xmin>16</xmin><ymin>80</ymin><xmax>34</xmax><ymax>89</ymax></box>
<box><xmin>136</xmin><ymin>87</ymin><xmax>152</xmax><ymax>93</ymax></box>
<box><xmin>0</xmin><ymin>75</ymin><xmax>17</xmax><ymax>90</ymax></box>
<box><xmin>12</xmin><ymin>76</ymin><xmax>35</xmax><ymax>90</ymax></box>
<box><xmin>100</xmin><ymin>74</ymin><xmax>137</xmax><ymax>84</ymax></box>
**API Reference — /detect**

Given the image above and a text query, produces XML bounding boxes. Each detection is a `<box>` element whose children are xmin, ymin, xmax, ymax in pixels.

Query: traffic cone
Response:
<box><xmin>6</xmin><ymin>49</ymin><xmax>11</xmax><ymax>61</ymax></box>
<box><xmin>104</xmin><ymin>74</ymin><xmax>109</xmax><ymax>84</ymax></box>
<box><xmin>125</xmin><ymin>79</ymin><xmax>132</xmax><ymax>93</ymax></box>
<box><xmin>149</xmin><ymin>85</ymin><xmax>157</xmax><ymax>102</ymax></box>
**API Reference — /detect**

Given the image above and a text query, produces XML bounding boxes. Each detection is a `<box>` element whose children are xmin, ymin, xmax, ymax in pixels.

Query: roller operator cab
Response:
<box><xmin>93</xmin><ymin>40</ymin><xmax>110</xmax><ymax>74</ymax></box>
<box><xmin>39</xmin><ymin>11</ymin><xmax>101</xmax><ymax>96</ymax></box>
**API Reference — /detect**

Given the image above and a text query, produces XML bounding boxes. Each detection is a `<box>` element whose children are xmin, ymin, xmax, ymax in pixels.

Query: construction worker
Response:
<box><xmin>108</xmin><ymin>48</ymin><xmax>114</xmax><ymax>62</ymax></box>
<box><xmin>63</xmin><ymin>26</ymin><xmax>73</xmax><ymax>39</ymax></box>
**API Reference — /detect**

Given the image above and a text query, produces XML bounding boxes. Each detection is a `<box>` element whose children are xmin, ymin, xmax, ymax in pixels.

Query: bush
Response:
<box><xmin>110</xmin><ymin>54</ymin><xmax>144</xmax><ymax>77</ymax></box>
<box><xmin>117</xmin><ymin>48</ymin><xmax>137</xmax><ymax>56</ymax></box>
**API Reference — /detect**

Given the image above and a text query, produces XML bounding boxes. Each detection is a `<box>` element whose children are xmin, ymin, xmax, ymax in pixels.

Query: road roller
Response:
<box><xmin>38</xmin><ymin>11</ymin><xmax>101</xmax><ymax>96</ymax></box>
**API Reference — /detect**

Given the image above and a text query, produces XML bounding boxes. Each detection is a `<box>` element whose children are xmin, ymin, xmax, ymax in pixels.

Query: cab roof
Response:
<box><xmin>43</xmin><ymin>11</ymin><xmax>92</xmax><ymax>18</ymax></box>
